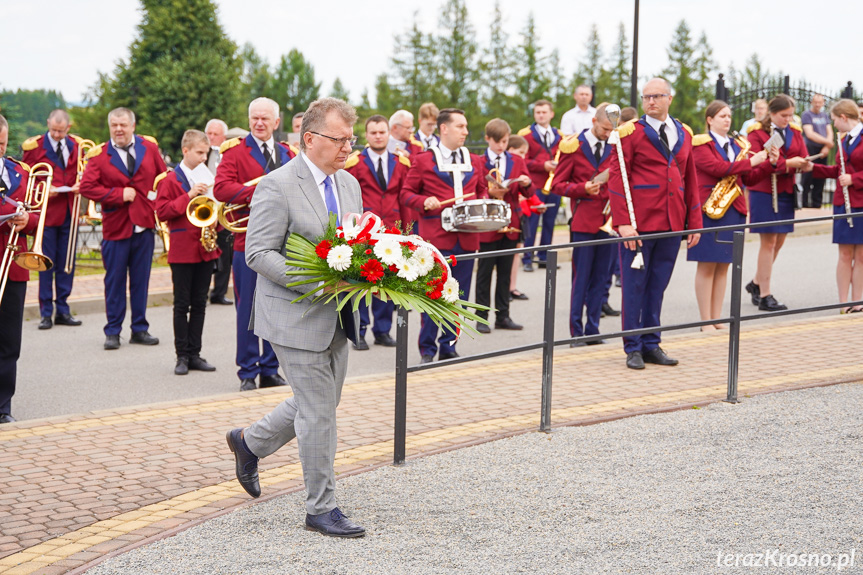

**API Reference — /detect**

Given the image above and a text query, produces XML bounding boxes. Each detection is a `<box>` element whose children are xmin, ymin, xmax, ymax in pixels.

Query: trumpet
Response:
<box><xmin>65</xmin><ymin>138</ymin><xmax>97</xmax><ymax>273</ymax></box>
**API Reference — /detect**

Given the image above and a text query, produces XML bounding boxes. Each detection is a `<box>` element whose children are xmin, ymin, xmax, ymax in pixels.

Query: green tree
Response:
<box><xmin>391</xmin><ymin>14</ymin><xmax>440</xmax><ymax>112</ymax></box>
<box><xmin>373</xmin><ymin>73</ymin><xmax>402</xmax><ymax>118</ymax></box>
<box><xmin>329</xmin><ymin>78</ymin><xmax>350</xmax><ymax>102</ymax></box>
<box><xmin>480</xmin><ymin>1</ymin><xmax>520</xmax><ymax>122</ymax></box>
<box><xmin>514</xmin><ymin>13</ymin><xmax>550</xmax><ymax>128</ymax></box>
<box><xmin>269</xmin><ymin>49</ymin><xmax>321</xmax><ymax>118</ymax></box>
<box><xmin>661</xmin><ymin>20</ymin><xmax>701</xmax><ymax>127</ymax></box>
<box><xmin>606</xmin><ymin>22</ymin><xmax>631</xmax><ymax>107</ymax></box>
<box><xmin>576</xmin><ymin>24</ymin><xmax>604</xmax><ymax>86</ymax></box>
<box><xmin>693</xmin><ymin>31</ymin><xmax>717</xmax><ymax>113</ymax></box>
<box><xmin>68</xmin><ymin>74</ymin><xmax>113</xmax><ymax>144</ymax></box>
<box><xmin>437</xmin><ymin>0</ymin><xmax>481</xmax><ymax>131</ymax></box>
<box><xmin>239</xmin><ymin>43</ymin><xmax>272</xmax><ymax>101</ymax></box>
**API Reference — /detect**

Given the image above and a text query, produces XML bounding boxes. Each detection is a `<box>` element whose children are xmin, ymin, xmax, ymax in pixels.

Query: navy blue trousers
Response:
<box><xmin>619</xmin><ymin>235</ymin><xmax>679</xmax><ymax>354</ymax></box>
<box><xmin>522</xmin><ymin>191</ymin><xmax>561</xmax><ymax>264</ymax></box>
<box><xmin>101</xmin><ymin>231</ymin><xmax>154</xmax><ymax>336</ymax></box>
<box><xmin>232</xmin><ymin>251</ymin><xmax>278</xmax><ymax>380</ymax></box>
<box><xmin>570</xmin><ymin>231</ymin><xmax>613</xmax><ymax>337</ymax></box>
<box><xmin>38</xmin><ymin>213</ymin><xmax>75</xmax><ymax>318</ymax></box>
<box><xmin>419</xmin><ymin>241</ymin><xmax>474</xmax><ymax>358</ymax></box>
<box><xmin>358</xmin><ymin>296</ymin><xmax>394</xmax><ymax>337</ymax></box>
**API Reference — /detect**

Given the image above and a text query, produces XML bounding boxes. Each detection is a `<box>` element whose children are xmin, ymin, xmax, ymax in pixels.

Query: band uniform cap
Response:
<box><xmin>558</xmin><ymin>134</ymin><xmax>581</xmax><ymax>154</ymax></box>
<box><xmin>21</xmin><ymin>136</ymin><xmax>40</xmax><ymax>152</ymax></box>
<box><xmin>746</xmin><ymin>122</ymin><xmax>762</xmax><ymax>134</ymax></box>
<box><xmin>219</xmin><ymin>137</ymin><xmax>242</xmax><ymax>155</ymax></box>
<box><xmin>344</xmin><ymin>150</ymin><xmax>361</xmax><ymax>170</ymax></box>
<box><xmin>516</xmin><ymin>127</ymin><xmax>531</xmax><ymax>137</ymax></box>
<box><xmin>692</xmin><ymin>134</ymin><xmax>713</xmax><ymax>147</ymax></box>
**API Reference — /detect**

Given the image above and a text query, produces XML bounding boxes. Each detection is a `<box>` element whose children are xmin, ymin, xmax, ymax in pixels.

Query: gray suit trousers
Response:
<box><xmin>244</xmin><ymin>329</ymin><xmax>349</xmax><ymax>515</ymax></box>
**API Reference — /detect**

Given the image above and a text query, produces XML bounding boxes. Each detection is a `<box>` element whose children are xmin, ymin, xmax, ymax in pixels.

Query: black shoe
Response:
<box><xmin>38</xmin><ymin>317</ymin><xmax>52</xmax><ymax>330</ymax></box>
<box><xmin>439</xmin><ymin>351</ymin><xmax>460</xmax><ymax>360</ymax></box>
<box><xmin>758</xmin><ymin>294</ymin><xmax>787</xmax><ymax>312</ymax></box>
<box><xmin>523</xmin><ymin>262</ymin><xmax>534</xmax><ymax>273</ymax></box>
<box><xmin>586</xmin><ymin>338</ymin><xmax>605</xmax><ymax>345</ymax></box>
<box><xmin>601</xmin><ymin>302</ymin><xmax>620</xmax><ymax>317</ymax></box>
<box><xmin>373</xmin><ymin>333</ymin><xmax>397</xmax><ymax>347</ymax></box>
<box><xmin>226</xmin><ymin>428</ymin><xmax>260</xmax><ymax>498</ymax></box>
<box><xmin>210</xmin><ymin>296</ymin><xmax>233</xmax><ymax>305</ymax></box>
<box><xmin>510</xmin><ymin>290</ymin><xmax>528</xmax><ymax>301</ymax></box>
<box><xmin>130</xmin><ymin>331</ymin><xmax>159</xmax><ymax>345</ymax></box>
<box><xmin>189</xmin><ymin>356</ymin><xmax>216</xmax><ymax>371</ymax></box>
<box><xmin>260</xmin><ymin>374</ymin><xmax>287</xmax><ymax>388</ymax></box>
<box><xmin>305</xmin><ymin>507</ymin><xmax>365</xmax><ymax>538</ymax></box>
<box><xmin>104</xmin><ymin>334</ymin><xmax>120</xmax><ymax>350</ymax></box>
<box><xmin>239</xmin><ymin>378</ymin><xmax>257</xmax><ymax>391</ymax></box>
<box><xmin>175</xmin><ymin>356</ymin><xmax>189</xmax><ymax>376</ymax></box>
<box><xmin>626</xmin><ymin>351</ymin><xmax>645</xmax><ymax>370</ymax></box>
<box><xmin>643</xmin><ymin>347</ymin><xmax>679</xmax><ymax>366</ymax></box>
<box><xmin>745</xmin><ymin>280</ymin><xmax>761</xmax><ymax>306</ymax></box>
<box><xmin>353</xmin><ymin>337</ymin><xmax>369</xmax><ymax>351</ymax></box>
<box><xmin>495</xmin><ymin>317</ymin><xmax>523</xmax><ymax>330</ymax></box>
<box><xmin>476</xmin><ymin>322</ymin><xmax>491</xmax><ymax>334</ymax></box>
<box><xmin>54</xmin><ymin>313</ymin><xmax>82</xmax><ymax>326</ymax></box>
<box><xmin>0</xmin><ymin>413</ymin><xmax>16</xmax><ymax>424</ymax></box>
<box><xmin>420</xmin><ymin>354</ymin><xmax>434</xmax><ymax>364</ymax></box>
<box><xmin>570</xmin><ymin>341</ymin><xmax>586</xmax><ymax>348</ymax></box>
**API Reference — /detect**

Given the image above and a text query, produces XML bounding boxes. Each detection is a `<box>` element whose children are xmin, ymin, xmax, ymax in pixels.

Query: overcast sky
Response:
<box><xmin>3</xmin><ymin>0</ymin><xmax>859</xmax><ymax>105</ymax></box>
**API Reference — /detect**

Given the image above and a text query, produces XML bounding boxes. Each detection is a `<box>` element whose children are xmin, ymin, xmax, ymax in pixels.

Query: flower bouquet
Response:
<box><xmin>283</xmin><ymin>212</ymin><xmax>490</xmax><ymax>336</ymax></box>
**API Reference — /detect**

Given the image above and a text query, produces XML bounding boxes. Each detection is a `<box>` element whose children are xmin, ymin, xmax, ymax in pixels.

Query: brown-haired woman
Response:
<box><xmin>742</xmin><ymin>95</ymin><xmax>812</xmax><ymax>311</ymax></box>
<box><xmin>811</xmin><ymin>99</ymin><xmax>863</xmax><ymax>312</ymax></box>
<box><xmin>689</xmin><ymin>101</ymin><xmax>768</xmax><ymax>329</ymax></box>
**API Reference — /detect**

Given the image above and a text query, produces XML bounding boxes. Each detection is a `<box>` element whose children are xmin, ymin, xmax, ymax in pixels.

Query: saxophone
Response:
<box><xmin>703</xmin><ymin>131</ymin><xmax>751</xmax><ymax>220</ymax></box>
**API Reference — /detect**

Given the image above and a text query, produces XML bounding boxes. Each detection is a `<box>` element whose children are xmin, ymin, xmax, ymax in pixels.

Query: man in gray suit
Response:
<box><xmin>225</xmin><ymin>98</ymin><xmax>366</xmax><ymax>537</ymax></box>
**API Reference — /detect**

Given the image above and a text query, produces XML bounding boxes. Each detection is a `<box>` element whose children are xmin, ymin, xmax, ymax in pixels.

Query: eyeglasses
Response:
<box><xmin>310</xmin><ymin>132</ymin><xmax>358</xmax><ymax>147</ymax></box>
<box><xmin>641</xmin><ymin>94</ymin><xmax>670</xmax><ymax>102</ymax></box>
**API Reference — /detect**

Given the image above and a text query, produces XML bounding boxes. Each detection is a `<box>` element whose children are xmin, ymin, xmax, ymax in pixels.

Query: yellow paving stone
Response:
<box><xmin>2</xmin><ymin>562</ymin><xmax>51</xmax><ymax>575</ymax></box>
<box><xmin>75</xmin><ymin>535</ymin><xmax>113</xmax><ymax>546</ymax></box>
<box><xmin>115</xmin><ymin>510</ymin><xmax>151</xmax><ymax>521</ymax></box>
<box><xmin>42</xmin><ymin>542</ymin><xmax>91</xmax><ymax>557</ymax></box>
<box><xmin>0</xmin><ymin>553</ymin><xmax>40</xmax><ymax>567</ymax></box>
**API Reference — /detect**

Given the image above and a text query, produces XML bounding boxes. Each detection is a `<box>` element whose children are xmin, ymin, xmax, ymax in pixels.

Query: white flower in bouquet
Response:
<box><xmin>411</xmin><ymin>247</ymin><xmax>435</xmax><ymax>276</ymax></box>
<box><xmin>339</xmin><ymin>222</ymin><xmax>360</xmax><ymax>241</ymax></box>
<box><xmin>326</xmin><ymin>244</ymin><xmax>353</xmax><ymax>271</ymax></box>
<box><xmin>374</xmin><ymin>239</ymin><xmax>404</xmax><ymax>267</ymax></box>
<box><xmin>397</xmin><ymin>258</ymin><xmax>420</xmax><ymax>282</ymax></box>
<box><xmin>442</xmin><ymin>277</ymin><xmax>460</xmax><ymax>303</ymax></box>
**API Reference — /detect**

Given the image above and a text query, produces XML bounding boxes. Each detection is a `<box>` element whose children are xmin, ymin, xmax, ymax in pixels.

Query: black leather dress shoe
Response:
<box><xmin>585</xmin><ymin>338</ymin><xmax>605</xmax><ymax>345</ymax></box>
<box><xmin>601</xmin><ymin>302</ymin><xmax>621</xmax><ymax>317</ymax></box>
<box><xmin>439</xmin><ymin>350</ymin><xmax>460</xmax><ymax>360</ymax></box>
<box><xmin>495</xmin><ymin>317</ymin><xmax>523</xmax><ymax>330</ymax></box>
<box><xmin>373</xmin><ymin>333</ymin><xmax>397</xmax><ymax>347</ymax></box>
<box><xmin>570</xmin><ymin>341</ymin><xmax>586</xmax><ymax>348</ymax></box>
<box><xmin>175</xmin><ymin>357</ymin><xmax>189</xmax><ymax>375</ymax></box>
<box><xmin>523</xmin><ymin>262</ymin><xmax>534</xmax><ymax>272</ymax></box>
<box><xmin>353</xmin><ymin>338</ymin><xmax>369</xmax><ymax>351</ymax></box>
<box><xmin>305</xmin><ymin>507</ymin><xmax>365</xmax><ymax>538</ymax></box>
<box><xmin>226</xmin><ymin>428</ymin><xmax>260</xmax><ymax>498</ymax></box>
<box><xmin>510</xmin><ymin>290</ymin><xmax>529</xmax><ymax>301</ymax></box>
<box><xmin>260</xmin><ymin>374</ymin><xmax>287</xmax><ymax>388</ymax></box>
<box><xmin>38</xmin><ymin>317</ymin><xmax>53</xmax><ymax>330</ymax></box>
<box><xmin>745</xmin><ymin>280</ymin><xmax>761</xmax><ymax>306</ymax></box>
<box><xmin>476</xmin><ymin>322</ymin><xmax>491</xmax><ymax>334</ymax></box>
<box><xmin>758</xmin><ymin>294</ymin><xmax>787</xmax><ymax>312</ymax></box>
<box><xmin>104</xmin><ymin>335</ymin><xmax>121</xmax><ymax>350</ymax></box>
<box><xmin>0</xmin><ymin>413</ymin><xmax>16</xmax><ymax>424</ymax></box>
<box><xmin>55</xmin><ymin>313</ymin><xmax>82</xmax><ymax>326</ymax></box>
<box><xmin>643</xmin><ymin>347</ymin><xmax>679</xmax><ymax>366</ymax></box>
<box><xmin>130</xmin><ymin>331</ymin><xmax>159</xmax><ymax>345</ymax></box>
<box><xmin>210</xmin><ymin>296</ymin><xmax>233</xmax><ymax>305</ymax></box>
<box><xmin>189</xmin><ymin>356</ymin><xmax>216</xmax><ymax>371</ymax></box>
<box><xmin>239</xmin><ymin>378</ymin><xmax>257</xmax><ymax>391</ymax></box>
<box><xmin>626</xmin><ymin>351</ymin><xmax>645</xmax><ymax>370</ymax></box>
<box><xmin>420</xmin><ymin>354</ymin><xmax>434</xmax><ymax>364</ymax></box>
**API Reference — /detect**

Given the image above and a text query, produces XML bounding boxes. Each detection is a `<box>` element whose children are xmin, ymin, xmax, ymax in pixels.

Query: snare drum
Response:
<box><xmin>441</xmin><ymin>199</ymin><xmax>511</xmax><ymax>232</ymax></box>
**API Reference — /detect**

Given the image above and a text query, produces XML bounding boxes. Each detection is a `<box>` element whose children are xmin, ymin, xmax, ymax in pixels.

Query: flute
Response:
<box><xmin>837</xmin><ymin>132</ymin><xmax>854</xmax><ymax>228</ymax></box>
<box><xmin>770</xmin><ymin>126</ymin><xmax>779</xmax><ymax>214</ymax></box>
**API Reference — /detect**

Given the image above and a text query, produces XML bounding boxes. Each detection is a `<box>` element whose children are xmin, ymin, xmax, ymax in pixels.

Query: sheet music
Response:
<box><xmin>763</xmin><ymin>132</ymin><xmax>784</xmax><ymax>153</ymax></box>
<box><xmin>592</xmin><ymin>169</ymin><xmax>610</xmax><ymax>184</ymax></box>
<box><xmin>188</xmin><ymin>163</ymin><xmax>216</xmax><ymax>198</ymax></box>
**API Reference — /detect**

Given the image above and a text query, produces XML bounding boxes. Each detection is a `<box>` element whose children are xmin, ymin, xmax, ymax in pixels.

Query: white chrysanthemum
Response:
<box><xmin>374</xmin><ymin>239</ymin><xmax>404</xmax><ymax>266</ymax></box>
<box><xmin>397</xmin><ymin>259</ymin><xmax>420</xmax><ymax>282</ymax></box>
<box><xmin>411</xmin><ymin>247</ymin><xmax>435</xmax><ymax>276</ymax></box>
<box><xmin>326</xmin><ymin>244</ymin><xmax>352</xmax><ymax>272</ymax></box>
<box><xmin>442</xmin><ymin>277</ymin><xmax>460</xmax><ymax>303</ymax></box>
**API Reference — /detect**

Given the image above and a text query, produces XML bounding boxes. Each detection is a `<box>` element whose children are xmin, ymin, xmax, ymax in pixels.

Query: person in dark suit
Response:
<box><xmin>79</xmin><ymin>107</ymin><xmax>166</xmax><ymax>351</ymax></box>
<box><xmin>608</xmin><ymin>78</ymin><xmax>702</xmax><ymax>370</ymax></box>
<box><xmin>204</xmin><ymin>118</ymin><xmax>233</xmax><ymax>306</ymax></box>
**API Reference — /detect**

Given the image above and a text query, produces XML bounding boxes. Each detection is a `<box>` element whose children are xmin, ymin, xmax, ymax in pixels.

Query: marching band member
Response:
<box><xmin>414</xmin><ymin>102</ymin><xmax>440</xmax><ymax>150</ymax></box>
<box><xmin>80</xmin><ymin>107</ymin><xmax>166</xmax><ymax>350</ymax></box>
<box><xmin>155</xmin><ymin>130</ymin><xmax>221</xmax><ymax>375</ymax></box>
<box><xmin>214</xmin><ymin>97</ymin><xmax>295</xmax><ymax>392</ymax></box>
<box><xmin>387</xmin><ymin>110</ymin><xmax>423</xmax><ymax>157</ymax></box>
<box><xmin>742</xmin><ymin>95</ymin><xmax>811</xmax><ymax>312</ymax></box>
<box><xmin>551</xmin><ymin>103</ymin><xmax>615</xmax><ymax>346</ymax></box>
<box><xmin>811</xmin><ymin>99</ymin><xmax>863</xmax><ymax>313</ymax></box>
<box><xmin>474</xmin><ymin>118</ymin><xmax>532</xmax><ymax>333</ymax></box>
<box><xmin>204</xmin><ymin>118</ymin><xmax>233</xmax><ymax>306</ymax></box>
<box><xmin>0</xmin><ymin>115</ymin><xmax>36</xmax><ymax>424</ymax></box>
<box><xmin>400</xmin><ymin>108</ymin><xmax>489</xmax><ymax>363</ymax></box>
<box><xmin>22</xmin><ymin>109</ymin><xmax>83</xmax><ymax>330</ymax></box>
<box><xmin>609</xmin><ymin>78</ymin><xmax>702</xmax><ymax>370</ymax></box>
<box><xmin>519</xmin><ymin>99</ymin><xmax>562</xmax><ymax>272</ymax></box>
<box><xmin>689</xmin><ymin>100</ymin><xmax>767</xmax><ymax>329</ymax></box>
<box><xmin>344</xmin><ymin>115</ymin><xmax>411</xmax><ymax>349</ymax></box>
<box><xmin>507</xmin><ymin>135</ymin><xmax>543</xmax><ymax>301</ymax></box>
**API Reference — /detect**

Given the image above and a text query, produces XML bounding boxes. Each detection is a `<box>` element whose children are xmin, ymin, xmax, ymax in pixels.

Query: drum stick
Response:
<box><xmin>439</xmin><ymin>192</ymin><xmax>476</xmax><ymax>207</ymax></box>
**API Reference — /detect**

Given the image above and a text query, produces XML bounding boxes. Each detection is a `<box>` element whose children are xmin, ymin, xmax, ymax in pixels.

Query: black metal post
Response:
<box><xmin>540</xmin><ymin>250</ymin><xmax>558</xmax><ymax>432</ymax></box>
<box><xmin>725</xmin><ymin>231</ymin><xmax>744</xmax><ymax>403</ymax></box>
<box><xmin>590</xmin><ymin>84</ymin><xmax>596</xmax><ymax>107</ymax></box>
<box><xmin>782</xmin><ymin>75</ymin><xmax>790</xmax><ymax>95</ymax></box>
<box><xmin>630</xmin><ymin>0</ymin><xmax>640</xmax><ymax>108</ymax></box>
<box><xmin>715</xmin><ymin>73</ymin><xmax>725</xmax><ymax>101</ymax></box>
<box><xmin>393</xmin><ymin>306</ymin><xmax>409</xmax><ymax>464</ymax></box>
<box><xmin>843</xmin><ymin>81</ymin><xmax>854</xmax><ymax>99</ymax></box>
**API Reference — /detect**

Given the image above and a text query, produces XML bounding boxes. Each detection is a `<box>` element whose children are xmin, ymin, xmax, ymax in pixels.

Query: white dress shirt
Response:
<box><xmin>535</xmin><ymin>124</ymin><xmax>554</xmax><ymax>148</ymax></box>
<box><xmin>644</xmin><ymin>115</ymin><xmax>679</xmax><ymax>151</ymax></box>
<box><xmin>710</xmin><ymin>131</ymin><xmax>735</xmax><ymax>162</ymax></box>
<box><xmin>582</xmin><ymin>129</ymin><xmax>605</xmax><ymax>160</ymax></box>
<box><xmin>560</xmin><ymin>105</ymin><xmax>596</xmax><ymax>136</ymax></box>
<box><xmin>47</xmin><ymin>135</ymin><xmax>70</xmax><ymax>166</ymax></box>
<box><xmin>0</xmin><ymin>159</ymin><xmax>10</xmax><ymax>191</ymax></box>
<box><xmin>251</xmin><ymin>135</ymin><xmax>276</xmax><ymax>161</ymax></box>
<box><xmin>366</xmin><ymin>148</ymin><xmax>388</xmax><ymax>184</ymax></box>
<box><xmin>387</xmin><ymin>136</ymin><xmax>407</xmax><ymax>155</ymax></box>
<box><xmin>301</xmin><ymin>152</ymin><xmax>341</xmax><ymax>217</ymax></box>
<box><xmin>111</xmin><ymin>139</ymin><xmax>145</xmax><ymax>233</ymax></box>
<box><xmin>845</xmin><ymin>122</ymin><xmax>863</xmax><ymax>147</ymax></box>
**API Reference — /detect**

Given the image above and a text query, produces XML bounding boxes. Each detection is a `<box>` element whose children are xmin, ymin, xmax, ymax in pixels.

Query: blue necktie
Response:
<box><xmin>324</xmin><ymin>175</ymin><xmax>339</xmax><ymax>226</ymax></box>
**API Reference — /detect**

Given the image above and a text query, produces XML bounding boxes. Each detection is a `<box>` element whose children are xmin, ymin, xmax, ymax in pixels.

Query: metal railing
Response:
<box><xmin>391</xmin><ymin>210</ymin><xmax>863</xmax><ymax>464</ymax></box>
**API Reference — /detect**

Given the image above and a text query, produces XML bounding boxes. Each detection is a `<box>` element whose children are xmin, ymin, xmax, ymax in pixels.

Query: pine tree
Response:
<box><xmin>437</xmin><ymin>0</ymin><xmax>481</xmax><ymax>130</ymax></box>
<box><xmin>270</xmin><ymin>49</ymin><xmax>321</xmax><ymax>118</ymax></box>
<box><xmin>514</xmin><ymin>13</ymin><xmax>550</xmax><ymax>127</ymax></box>
<box><xmin>576</xmin><ymin>25</ymin><xmax>604</xmax><ymax>85</ymax></box>
<box><xmin>693</xmin><ymin>31</ymin><xmax>717</xmax><ymax>113</ymax></box>
<box><xmin>661</xmin><ymin>20</ymin><xmax>701</xmax><ymax>127</ymax></box>
<box><xmin>239</xmin><ymin>43</ymin><xmax>272</xmax><ymax>102</ymax></box>
<box><xmin>480</xmin><ymin>2</ymin><xmax>520</xmax><ymax>122</ymax></box>
<box><xmin>373</xmin><ymin>73</ymin><xmax>402</xmax><ymax>117</ymax></box>
<box><xmin>391</xmin><ymin>15</ymin><xmax>440</xmax><ymax>113</ymax></box>
<box><xmin>330</xmin><ymin>78</ymin><xmax>350</xmax><ymax>103</ymax></box>
<box><xmin>606</xmin><ymin>23</ymin><xmax>631</xmax><ymax>107</ymax></box>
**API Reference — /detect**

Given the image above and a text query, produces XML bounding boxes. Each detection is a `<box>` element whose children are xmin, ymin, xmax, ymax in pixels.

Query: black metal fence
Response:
<box><xmin>391</xmin><ymin>211</ymin><xmax>863</xmax><ymax>464</ymax></box>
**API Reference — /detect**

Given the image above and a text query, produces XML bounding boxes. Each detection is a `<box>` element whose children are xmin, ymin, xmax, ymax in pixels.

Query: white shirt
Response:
<box><xmin>387</xmin><ymin>136</ymin><xmax>407</xmax><ymax>155</ymax></box>
<box><xmin>710</xmin><ymin>131</ymin><xmax>735</xmax><ymax>162</ymax></box>
<box><xmin>300</xmin><ymin>152</ymin><xmax>341</xmax><ymax>218</ymax></box>
<box><xmin>534</xmin><ymin>124</ymin><xmax>554</xmax><ymax>148</ymax></box>
<box><xmin>560</xmin><ymin>105</ymin><xmax>596</xmax><ymax>136</ymax></box>
<box><xmin>845</xmin><ymin>122</ymin><xmax>863</xmax><ymax>147</ymax></box>
<box><xmin>111</xmin><ymin>138</ymin><xmax>136</xmax><ymax>164</ymax></box>
<box><xmin>251</xmin><ymin>135</ymin><xmax>276</xmax><ymax>160</ymax></box>
<box><xmin>644</xmin><ymin>115</ymin><xmax>678</xmax><ymax>151</ymax></box>
<box><xmin>486</xmin><ymin>149</ymin><xmax>504</xmax><ymax>172</ymax></box>
<box><xmin>178</xmin><ymin>160</ymin><xmax>197</xmax><ymax>184</ymax></box>
<box><xmin>582</xmin><ymin>129</ymin><xmax>605</xmax><ymax>160</ymax></box>
<box><xmin>437</xmin><ymin>142</ymin><xmax>465</xmax><ymax>165</ymax></box>
<box><xmin>47</xmin><ymin>134</ymin><xmax>70</xmax><ymax>166</ymax></box>
<box><xmin>416</xmin><ymin>130</ymin><xmax>438</xmax><ymax>150</ymax></box>
<box><xmin>0</xmin><ymin>158</ymin><xmax>10</xmax><ymax>191</ymax></box>
<box><xmin>366</xmin><ymin>148</ymin><xmax>388</xmax><ymax>183</ymax></box>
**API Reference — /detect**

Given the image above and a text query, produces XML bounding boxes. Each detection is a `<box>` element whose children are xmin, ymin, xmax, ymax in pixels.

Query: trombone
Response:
<box><xmin>65</xmin><ymin>138</ymin><xmax>97</xmax><ymax>273</ymax></box>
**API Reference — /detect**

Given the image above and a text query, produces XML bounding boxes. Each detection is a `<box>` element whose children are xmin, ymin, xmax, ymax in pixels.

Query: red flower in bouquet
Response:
<box><xmin>315</xmin><ymin>240</ymin><xmax>332</xmax><ymax>259</ymax></box>
<box><xmin>360</xmin><ymin>258</ymin><xmax>385</xmax><ymax>283</ymax></box>
<box><xmin>449</xmin><ymin>255</ymin><xmax>457</xmax><ymax>266</ymax></box>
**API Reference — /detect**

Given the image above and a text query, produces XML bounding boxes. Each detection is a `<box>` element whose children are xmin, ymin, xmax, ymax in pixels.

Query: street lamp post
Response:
<box><xmin>630</xmin><ymin>0</ymin><xmax>640</xmax><ymax>108</ymax></box>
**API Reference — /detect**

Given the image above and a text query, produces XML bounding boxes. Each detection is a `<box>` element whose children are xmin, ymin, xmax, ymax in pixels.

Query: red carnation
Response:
<box><xmin>449</xmin><ymin>255</ymin><xmax>457</xmax><ymax>266</ymax></box>
<box><xmin>365</xmin><ymin>249</ymin><xmax>372</xmax><ymax>255</ymax></box>
<box><xmin>406</xmin><ymin>241</ymin><xmax>417</xmax><ymax>251</ymax></box>
<box><xmin>360</xmin><ymin>258</ymin><xmax>385</xmax><ymax>283</ymax></box>
<box><xmin>426</xmin><ymin>288</ymin><xmax>443</xmax><ymax>300</ymax></box>
<box><xmin>389</xmin><ymin>264</ymin><xmax>398</xmax><ymax>272</ymax></box>
<box><xmin>315</xmin><ymin>240</ymin><xmax>332</xmax><ymax>259</ymax></box>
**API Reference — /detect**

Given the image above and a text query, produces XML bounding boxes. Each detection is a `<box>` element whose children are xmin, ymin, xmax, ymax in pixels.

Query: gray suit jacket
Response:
<box><xmin>246</xmin><ymin>154</ymin><xmax>363</xmax><ymax>352</ymax></box>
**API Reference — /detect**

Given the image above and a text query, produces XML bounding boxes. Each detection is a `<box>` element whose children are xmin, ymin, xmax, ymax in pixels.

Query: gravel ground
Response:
<box><xmin>88</xmin><ymin>383</ymin><xmax>862</xmax><ymax>575</ymax></box>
